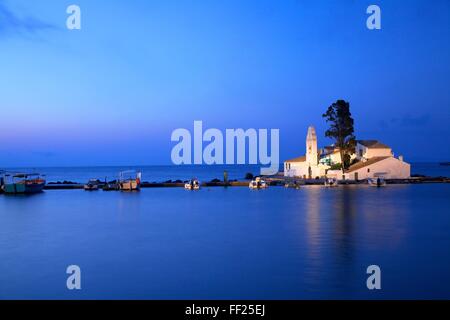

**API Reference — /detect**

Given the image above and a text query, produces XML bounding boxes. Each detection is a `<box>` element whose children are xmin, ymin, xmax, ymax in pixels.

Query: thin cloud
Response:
<box><xmin>379</xmin><ymin>114</ymin><xmax>431</xmax><ymax>129</ymax></box>
<box><xmin>391</xmin><ymin>114</ymin><xmax>431</xmax><ymax>127</ymax></box>
<box><xmin>0</xmin><ymin>1</ymin><xmax>57</xmax><ymax>37</ymax></box>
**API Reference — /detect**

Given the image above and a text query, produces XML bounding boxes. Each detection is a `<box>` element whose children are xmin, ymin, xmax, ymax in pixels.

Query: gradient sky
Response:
<box><xmin>1</xmin><ymin>0</ymin><xmax>449</xmax><ymax>166</ymax></box>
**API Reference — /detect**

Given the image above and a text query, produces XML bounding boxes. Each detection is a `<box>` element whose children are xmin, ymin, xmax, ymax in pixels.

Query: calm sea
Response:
<box><xmin>2</xmin><ymin>164</ymin><xmax>263</xmax><ymax>183</ymax></box>
<box><xmin>0</xmin><ymin>164</ymin><xmax>449</xmax><ymax>299</ymax></box>
<box><xmin>2</xmin><ymin>163</ymin><xmax>449</xmax><ymax>183</ymax></box>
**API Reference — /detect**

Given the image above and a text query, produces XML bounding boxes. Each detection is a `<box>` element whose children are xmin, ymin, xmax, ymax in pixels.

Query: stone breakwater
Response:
<box><xmin>40</xmin><ymin>176</ymin><xmax>450</xmax><ymax>190</ymax></box>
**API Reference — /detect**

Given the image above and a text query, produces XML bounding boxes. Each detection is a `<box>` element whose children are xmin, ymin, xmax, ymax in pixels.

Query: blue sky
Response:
<box><xmin>0</xmin><ymin>0</ymin><xmax>449</xmax><ymax>166</ymax></box>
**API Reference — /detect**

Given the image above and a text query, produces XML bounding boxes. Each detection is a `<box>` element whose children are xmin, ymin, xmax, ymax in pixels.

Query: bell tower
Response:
<box><xmin>306</xmin><ymin>126</ymin><xmax>318</xmax><ymax>166</ymax></box>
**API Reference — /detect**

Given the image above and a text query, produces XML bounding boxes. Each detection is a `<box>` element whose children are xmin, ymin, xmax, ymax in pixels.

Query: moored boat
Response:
<box><xmin>368</xmin><ymin>177</ymin><xmax>386</xmax><ymax>187</ymax></box>
<box><xmin>84</xmin><ymin>179</ymin><xmax>100</xmax><ymax>191</ymax></box>
<box><xmin>2</xmin><ymin>173</ymin><xmax>46</xmax><ymax>194</ymax></box>
<box><xmin>324</xmin><ymin>178</ymin><xmax>338</xmax><ymax>187</ymax></box>
<box><xmin>284</xmin><ymin>181</ymin><xmax>301</xmax><ymax>189</ymax></box>
<box><xmin>184</xmin><ymin>179</ymin><xmax>200</xmax><ymax>190</ymax></box>
<box><xmin>249</xmin><ymin>177</ymin><xmax>268</xmax><ymax>189</ymax></box>
<box><xmin>119</xmin><ymin>170</ymin><xmax>141</xmax><ymax>191</ymax></box>
<box><xmin>102</xmin><ymin>180</ymin><xmax>120</xmax><ymax>191</ymax></box>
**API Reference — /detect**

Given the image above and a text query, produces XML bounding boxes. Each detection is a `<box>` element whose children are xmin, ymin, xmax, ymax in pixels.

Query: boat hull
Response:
<box><xmin>103</xmin><ymin>183</ymin><xmax>119</xmax><ymax>191</ymax></box>
<box><xmin>3</xmin><ymin>182</ymin><xmax>45</xmax><ymax>194</ymax></box>
<box><xmin>120</xmin><ymin>180</ymin><xmax>140</xmax><ymax>191</ymax></box>
<box><xmin>249</xmin><ymin>181</ymin><xmax>268</xmax><ymax>189</ymax></box>
<box><xmin>84</xmin><ymin>185</ymin><xmax>99</xmax><ymax>191</ymax></box>
<box><xmin>184</xmin><ymin>180</ymin><xmax>200</xmax><ymax>190</ymax></box>
<box><xmin>368</xmin><ymin>178</ymin><xmax>386</xmax><ymax>187</ymax></box>
<box><xmin>184</xmin><ymin>184</ymin><xmax>200</xmax><ymax>190</ymax></box>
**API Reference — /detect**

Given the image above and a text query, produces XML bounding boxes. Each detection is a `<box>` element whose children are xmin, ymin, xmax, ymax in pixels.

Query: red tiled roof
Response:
<box><xmin>357</xmin><ymin>140</ymin><xmax>391</xmax><ymax>149</ymax></box>
<box><xmin>346</xmin><ymin>156</ymin><xmax>390</xmax><ymax>172</ymax></box>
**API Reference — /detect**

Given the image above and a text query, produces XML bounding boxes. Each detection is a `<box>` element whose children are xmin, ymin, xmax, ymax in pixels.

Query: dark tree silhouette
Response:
<box><xmin>322</xmin><ymin>100</ymin><xmax>356</xmax><ymax>174</ymax></box>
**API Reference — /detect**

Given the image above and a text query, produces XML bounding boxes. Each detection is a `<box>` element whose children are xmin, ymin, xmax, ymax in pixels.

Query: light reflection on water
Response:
<box><xmin>0</xmin><ymin>184</ymin><xmax>449</xmax><ymax>299</ymax></box>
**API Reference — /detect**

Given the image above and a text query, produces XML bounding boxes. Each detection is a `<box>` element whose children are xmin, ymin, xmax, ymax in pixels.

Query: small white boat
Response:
<box><xmin>368</xmin><ymin>177</ymin><xmax>386</xmax><ymax>187</ymax></box>
<box><xmin>324</xmin><ymin>178</ymin><xmax>338</xmax><ymax>187</ymax></box>
<box><xmin>249</xmin><ymin>177</ymin><xmax>268</xmax><ymax>189</ymax></box>
<box><xmin>285</xmin><ymin>181</ymin><xmax>301</xmax><ymax>189</ymax></box>
<box><xmin>185</xmin><ymin>179</ymin><xmax>200</xmax><ymax>190</ymax></box>
<box><xmin>119</xmin><ymin>170</ymin><xmax>141</xmax><ymax>191</ymax></box>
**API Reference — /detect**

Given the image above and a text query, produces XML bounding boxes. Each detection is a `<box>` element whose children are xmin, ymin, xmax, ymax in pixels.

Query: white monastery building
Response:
<box><xmin>284</xmin><ymin>126</ymin><xmax>410</xmax><ymax>180</ymax></box>
<box><xmin>284</xmin><ymin>126</ymin><xmax>329</xmax><ymax>179</ymax></box>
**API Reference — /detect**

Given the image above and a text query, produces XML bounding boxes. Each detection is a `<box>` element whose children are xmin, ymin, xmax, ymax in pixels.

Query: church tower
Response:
<box><xmin>306</xmin><ymin>126</ymin><xmax>318</xmax><ymax>166</ymax></box>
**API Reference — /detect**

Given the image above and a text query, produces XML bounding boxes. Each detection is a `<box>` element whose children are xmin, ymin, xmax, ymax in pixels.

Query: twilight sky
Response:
<box><xmin>0</xmin><ymin>0</ymin><xmax>449</xmax><ymax>166</ymax></box>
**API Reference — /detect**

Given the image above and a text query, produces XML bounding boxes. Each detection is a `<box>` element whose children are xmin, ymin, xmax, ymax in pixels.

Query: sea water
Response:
<box><xmin>2</xmin><ymin>163</ymin><xmax>449</xmax><ymax>183</ymax></box>
<box><xmin>0</xmin><ymin>181</ymin><xmax>449</xmax><ymax>299</ymax></box>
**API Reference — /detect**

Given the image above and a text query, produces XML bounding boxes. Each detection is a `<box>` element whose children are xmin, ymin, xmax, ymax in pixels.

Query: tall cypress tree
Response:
<box><xmin>322</xmin><ymin>100</ymin><xmax>356</xmax><ymax>173</ymax></box>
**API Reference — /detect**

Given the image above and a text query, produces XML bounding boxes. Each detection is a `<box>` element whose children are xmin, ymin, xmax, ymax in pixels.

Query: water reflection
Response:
<box><xmin>305</xmin><ymin>186</ymin><xmax>321</xmax><ymax>260</ymax></box>
<box><xmin>360</xmin><ymin>186</ymin><xmax>409</xmax><ymax>249</ymax></box>
<box><xmin>331</xmin><ymin>187</ymin><xmax>358</xmax><ymax>292</ymax></box>
<box><xmin>301</xmin><ymin>185</ymin><xmax>412</xmax><ymax>294</ymax></box>
<box><xmin>116</xmin><ymin>191</ymin><xmax>143</xmax><ymax>222</ymax></box>
<box><xmin>333</xmin><ymin>186</ymin><xmax>357</xmax><ymax>264</ymax></box>
<box><xmin>301</xmin><ymin>186</ymin><xmax>358</xmax><ymax>292</ymax></box>
<box><xmin>0</xmin><ymin>185</ymin><xmax>449</xmax><ymax>299</ymax></box>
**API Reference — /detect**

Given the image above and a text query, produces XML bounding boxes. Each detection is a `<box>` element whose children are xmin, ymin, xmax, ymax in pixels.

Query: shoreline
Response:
<box><xmin>41</xmin><ymin>176</ymin><xmax>450</xmax><ymax>190</ymax></box>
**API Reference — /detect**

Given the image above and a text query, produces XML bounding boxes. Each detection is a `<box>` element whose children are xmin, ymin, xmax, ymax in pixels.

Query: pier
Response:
<box><xmin>38</xmin><ymin>176</ymin><xmax>450</xmax><ymax>190</ymax></box>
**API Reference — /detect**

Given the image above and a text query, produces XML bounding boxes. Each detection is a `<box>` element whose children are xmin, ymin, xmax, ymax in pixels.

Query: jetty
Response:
<box><xmin>36</xmin><ymin>175</ymin><xmax>450</xmax><ymax>190</ymax></box>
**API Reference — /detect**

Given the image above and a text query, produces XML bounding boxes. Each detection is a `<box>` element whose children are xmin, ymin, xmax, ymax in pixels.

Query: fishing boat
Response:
<box><xmin>284</xmin><ymin>181</ymin><xmax>301</xmax><ymax>189</ymax></box>
<box><xmin>324</xmin><ymin>178</ymin><xmax>338</xmax><ymax>187</ymax></box>
<box><xmin>118</xmin><ymin>170</ymin><xmax>141</xmax><ymax>191</ymax></box>
<box><xmin>249</xmin><ymin>177</ymin><xmax>268</xmax><ymax>189</ymax></box>
<box><xmin>184</xmin><ymin>179</ymin><xmax>200</xmax><ymax>190</ymax></box>
<box><xmin>84</xmin><ymin>179</ymin><xmax>100</xmax><ymax>191</ymax></box>
<box><xmin>368</xmin><ymin>177</ymin><xmax>386</xmax><ymax>187</ymax></box>
<box><xmin>2</xmin><ymin>173</ymin><xmax>46</xmax><ymax>194</ymax></box>
<box><xmin>102</xmin><ymin>180</ymin><xmax>119</xmax><ymax>191</ymax></box>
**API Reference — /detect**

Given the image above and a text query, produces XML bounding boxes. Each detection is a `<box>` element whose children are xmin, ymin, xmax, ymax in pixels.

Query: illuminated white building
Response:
<box><xmin>284</xmin><ymin>126</ymin><xmax>328</xmax><ymax>178</ymax></box>
<box><xmin>284</xmin><ymin>127</ymin><xmax>411</xmax><ymax>180</ymax></box>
